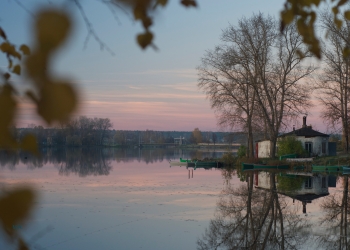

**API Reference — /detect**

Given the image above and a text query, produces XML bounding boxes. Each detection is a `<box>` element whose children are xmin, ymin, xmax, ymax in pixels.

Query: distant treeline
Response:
<box><xmin>14</xmin><ymin>116</ymin><xmax>252</xmax><ymax>147</ymax></box>
<box><xmin>16</xmin><ymin>116</ymin><xmax>113</xmax><ymax>147</ymax></box>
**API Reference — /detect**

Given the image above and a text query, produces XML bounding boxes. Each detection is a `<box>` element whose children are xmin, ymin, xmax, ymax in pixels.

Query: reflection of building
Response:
<box><xmin>174</xmin><ymin>137</ymin><xmax>185</xmax><ymax>145</ymax></box>
<box><xmin>255</xmin><ymin>172</ymin><xmax>330</xmax><ymax>213</ymax></box>
<box><xmin>256</xmin><ymin>116</ymin><xmax>335</xmax><ymax>158</ymax></box>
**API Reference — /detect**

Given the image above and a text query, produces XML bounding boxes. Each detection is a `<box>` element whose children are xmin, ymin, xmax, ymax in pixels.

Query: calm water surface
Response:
<box><xmin>0</xmin><ymin>148</ymin><xmax>231</xmax><ymax>250</ymax></box>
<box><xmin>0</xmin><ymin>148</ymin><xmax>349</xmax><ymax>249</ymax></box>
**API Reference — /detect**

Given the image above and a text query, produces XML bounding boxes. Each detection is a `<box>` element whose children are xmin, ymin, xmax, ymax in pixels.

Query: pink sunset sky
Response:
<box><xmin>1</xmin><ymin>0</ymin><xmax>331</xmax><ymax>133</ymax></box>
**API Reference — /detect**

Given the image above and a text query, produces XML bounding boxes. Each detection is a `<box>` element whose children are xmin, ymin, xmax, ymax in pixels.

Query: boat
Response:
<box><xmin>242</xmin><ymin>163</ymin><xmax>254</xmax><ymax>171</ymax></box>
<box><xmin>253</xmin><ymin>164</ymin><xmax>290</xmax><ymax>170</ymax></box>
<box><xmin>286</xmin><ymin>158</ymin><xmax>313</xmax><ymax>162</ymax></box>
<box><xmin>187</xmin><ymin>161</ymin><xmax>223</xmax><ymax>169</ymax></box>
<box><xmin>279</xmin><ymin>154</ymin><xmax>297</xmax><ymax>160</ymax></box>
<box><xmin>242</xmin><ymin>163</ymin><xmax>290</xmax><ymax>171</ymax></box>
<box><xmin>169</xmin><ymin>161</ymin><xmax>187</xmax><ymax>166</ymax></box>
<box><xmin>180</xmin><ymin>158</ymin><xmax>192</xmax><ymax>163</ymax></box>
<box><xmin>312</xmin><ymin>165</ymin><xmax>350</xmax><ymax>173</ymax></box>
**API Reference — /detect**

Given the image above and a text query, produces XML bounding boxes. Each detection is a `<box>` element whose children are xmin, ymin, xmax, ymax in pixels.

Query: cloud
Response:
<box><xmin>125</xmin><ymin>68</ymin><xmax>198</xmax><ymax>79</ymax></box>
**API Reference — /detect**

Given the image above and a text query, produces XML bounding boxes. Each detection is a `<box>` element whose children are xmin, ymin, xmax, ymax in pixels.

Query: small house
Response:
<box><xmin>256</xmin><ymin>116</ymin><xmax>334</xmax><ymax>158</ymax></box>
<box><xmin>280</xmin><ymin>116</ymin><xmax>330</xmax><ymax>157</ymax></box>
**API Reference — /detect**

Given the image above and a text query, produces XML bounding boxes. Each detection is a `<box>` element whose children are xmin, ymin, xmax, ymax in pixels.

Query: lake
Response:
<box><xmin>0</xmin><ymin>148</ymin><xmax>232</xmax><ymax>250</ymax></box>
<box><xmin>0</xmin><ymin>148</ymin><xmax>348</xmax><ymax>249</ymax></box>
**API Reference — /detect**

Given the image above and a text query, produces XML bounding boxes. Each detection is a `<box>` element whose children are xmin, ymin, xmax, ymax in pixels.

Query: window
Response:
<box><xmin>305</xmin><ymin>177</ymin><xmax>312</xmax><ymax>189</ymax></box>
<box><xmin>322</xmin><ymin>142</ymin><xmax>326</xmax><ymax>154</ymax></box>
<box><xmin>305</xmin><ymin>142</ymin><xmax>312</xmax><ymax>155</ymax></box>
<box><xmin>322</xmin><ymin>177</ymin><xmax>326</xmax><ymax>188</ymax></box>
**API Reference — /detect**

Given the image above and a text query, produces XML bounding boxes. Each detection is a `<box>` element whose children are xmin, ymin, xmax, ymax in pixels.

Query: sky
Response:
<box><xmin>0</xmin><ymin>0</ymin><xmax>329</xmax><ymax>132</ymax></box>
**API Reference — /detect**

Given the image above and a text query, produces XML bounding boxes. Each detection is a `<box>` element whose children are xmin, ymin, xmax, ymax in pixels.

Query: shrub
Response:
<box><xmin>237</xmin><ymin>145</ymin><xmax>247</xmax><ymax>158</ymax></box>
<box><xmin>277</xmin><ymin>136</ymin><xmax>305</xmax><ymax>157</ymax></box>
<box><xmin>221</xmin><ymin>152</ymin><xmax>236</xmax><ymax>165</ymax></box>
<box><xmin>277</xmin><ymin>175</ymin><xmax>305</xmax><ymax>193</ymax></box>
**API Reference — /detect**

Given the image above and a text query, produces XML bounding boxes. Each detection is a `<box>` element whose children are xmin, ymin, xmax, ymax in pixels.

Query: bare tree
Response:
<box><xmin>237</xmin><ymin>15</ymin><xmax>314</xmax><ymax>157</ymax></box>
<box><xmin>198</xmin><ymin>35</ymin><xmax>258</xmax><ymax>157</ymax></box>
<box><xmin>316</xmin><ymin>11</ymin><xmax>350</xmax><ymax>153</ymax></box>
<box><xmin>199</xmin><ymin>13</ymin><xmax>314</xmax><ymax>158</ymax></box>
<box><xmin>94</xmin><ymin>117</ymin><xmax>113</xmax><ymax>145</ymax></box>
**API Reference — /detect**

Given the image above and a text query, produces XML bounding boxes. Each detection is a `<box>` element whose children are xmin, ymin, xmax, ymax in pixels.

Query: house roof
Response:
<box><xmin>285</xmin><ymin>193</ymin><xmax>329</xmax><ymax>202</ymax></box>
<box><xmin>280</xmin><ymin>126</ymin><xmax>329</xmax><ymax>138</ymax></box>
<box><xmin>280</xmin><ymin>116</ymin><xmax>329</xmax><ymax>138</ymax></box>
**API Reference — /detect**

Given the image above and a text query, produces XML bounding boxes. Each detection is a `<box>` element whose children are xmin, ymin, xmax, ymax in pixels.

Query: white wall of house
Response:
<box><xmin>257</xmin><ymin>135</ymin><xmax>329</xmax><ymax>158</ymax></box>
<box><xmin>256</xmin><ymin>172</ymin><xmax>271</xmax><ymax>189</ymax></box>
<box><xmin>298</xmin><ymin>175</ymin><xmax>329</xmax><ymax>195</ymax></box>
<box><xmin>255</xmin><ymin>172</ymin><xmax>329</xmax><ymax>195</ymax></box>
<box><xmin>297</xmin><ymin>136</ymin><xmax>329</xmax><ymax>156</ymax></box>
<box><xmin>257</xmin><ymin>140</ymin><xmax>271</xmax><ymax>158</ymax></box>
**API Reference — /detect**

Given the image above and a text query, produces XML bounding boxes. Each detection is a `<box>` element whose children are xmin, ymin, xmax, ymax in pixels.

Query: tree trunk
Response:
<box><xmin>247</xmin><ymin>119</ymin><xmax>254</xmax><ymax>158</ymax></box>
<box><xmin>269</xmin><ymin>133</ymin><xmax>278</xmax><ymax>158</ymax></box>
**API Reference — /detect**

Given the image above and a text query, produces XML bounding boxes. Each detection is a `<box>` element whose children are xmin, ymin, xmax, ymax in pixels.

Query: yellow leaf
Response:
<box><xmin>180</xmin><ymin>0</ymin><xmax>197</xmax><ymax>7</ymax></box>
<box><xmin>0</xmin><ymin>42</ymin><xmax>12</xmax><ymax>53</ymax></box>
<box><xmin>36</xmin><ymin>10</ymin><xmax>71</xmax><ymax>52</ymax></box>
<box><xmin>335</xmin><ymin>18</ymin><xmax>342</xmax><ymax>29</ymax></box>
<box><xmin>345</xmin><ymin>11</ymin><xmax>350</xmax><ymax>20</ymax></box>
<box><xmin>142</xmin><ymin>16</ymin><xmax>153</xmax><ymax>29</ymax></box>
<box><xmin>19</xmin><ymin>44</ymin><xmax>30</xmax><ymax>55</ymax></box>
<box><xmin>0</xmin><ymin>187</ymin><xmax>37</xmax><ymax>237</ymax></box>
<box><xmin>281</xmin><ymin>9</ymin><xmax>294</xmax><ymax>26</ymax></box>
<box><xmin>296</xmin><ymin>19</ymin><xmax>306</xmax><ymax>35</ymax></box>
<box><xmin>133</xmin><ymin>5</ymin><xmax>145</xmax><ymax>20</ymax></box>
<box><xmin>3</xmin><ymin>73</ymin><xmax>10</xmax><ymax>80</ymax></box>
<box><xmin>25</xmin><ymin>52</ymin><xmax>47</xmax><ymax>81</ymax></box>
<box><xmin>0</xmin><ymin>84</ymin><xmax>17</xmax><ymax>129</ymax></box>
<box><xmin>0</xmin><ymin>42</ymin><xmax>21</xmax><ymax>59</ymax></box>
<box><xmin>332</xmin><ymin>7</ymin><xmax>339</xmax><ymax>15</ymax></box>
<box><xmin>312</xmin><ymin>0</ymin><xmax>321</xmax><ymax>6</ymax></box>
<box><xmin>337</xmin><ymin>0</ymin><xmax>347</xmax><ymax>7</ymax></box>
<box><xmin>21</xmin><ymin>134</ymin><xmax>38</xmax><ymax>155</ymax></box>
<box><xmin>137</xmin><ymin>31</ymin><xmax>153</xmax><ymax>49</ymax></box>
<box><xmin>13</xmin><ymin>65</ymin><xmax>21</xmax><ymax>75</ymax></box>
<box><xmin>157</xmin><ymin>0</ymin><xmax>168</xmax><ymax>7</ymax></box>
<box><xmin>343</xmin><ymin>47</ymin><xmax>350</xmax><ymax>58</ymax></box>
<box><xmin>0</xmin><ymin>84</ymin><xmax>18</xmax><ymax>149</ymax></box>
<box><xmin>37</xmin><ymin>81</ymin><xmax>78</xmax><ymax>124</ymax></box>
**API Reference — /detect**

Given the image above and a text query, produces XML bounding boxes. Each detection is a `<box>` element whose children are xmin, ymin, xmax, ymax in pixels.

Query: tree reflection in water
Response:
<box><xmin>198</xmin><ymin>171</ymin><xmax>310</xmax><ymax>250</ymax></box>
<box><xmin>0</xmin><ymin>148</ymin><xmax>114</xmax><ymax>176</ymax></box>
<box><xmin>55</xmin><ymin>148</ymin><xmax>112</xmax><ymax>177</ymax></box>
<box><xmin>0</xmin><ymin>148</ymin><xmax>222</xmax><ymax>176</ymax></box>
<box><xmin>318</xmin><ymin>176</ymin><xmax>350</xmax><ymax>249</ymax></box>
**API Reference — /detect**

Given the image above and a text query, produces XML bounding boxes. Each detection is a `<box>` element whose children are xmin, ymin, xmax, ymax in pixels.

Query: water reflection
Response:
<box><xmin>0</xmin><ymin>148</ymin><xmax>227</xmax><ymax>250</ymax></box>
<box><xmin>0</xmin><ymin>148</ymin><xmax>227</xmax><ymax>176</ymax></box>
<box><xmin>318</xmin><ymin>176</ymin><xmax>349</xmax><ymax>249</ymax></box>
<box><xmin>199</xmin><ymin>169</ymin><xmax>350</xmax><ymax>250</ymax></box>
<box><xmin>198</xmin><ymin>171</ymin><xmax>311</xmax><ymax>249</ymax></box>
<box><xmin>255</xmin><ymin>172</ymin><xmax>330</xmax><ymax>214</ymax></box>
<box><xmin>3</xmin><ymin>148</ymin><xmax>350</xmax><ymax>249</ymax></box>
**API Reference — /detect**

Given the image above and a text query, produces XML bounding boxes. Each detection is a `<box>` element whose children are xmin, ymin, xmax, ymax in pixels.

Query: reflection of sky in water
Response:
<box><xmin>0</xmin><ymin>159</ymin><xmax>230</xmax><ymax>250</ymax></box>
<box><xmin>0</xmin><ymin>149</ymin><xmax>346</xmax><ymax>250</ymax></box>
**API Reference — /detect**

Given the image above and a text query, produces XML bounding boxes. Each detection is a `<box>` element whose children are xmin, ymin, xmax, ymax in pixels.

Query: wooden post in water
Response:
<box><xmin>188</xmin><ymin>170</ymin><xmax>190</xmax><ymax>179</ymax></box>
<box><xmin>192</xmin><ymin>169</ymin><xmax>193</xmax><ymax>178</ymax></box>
